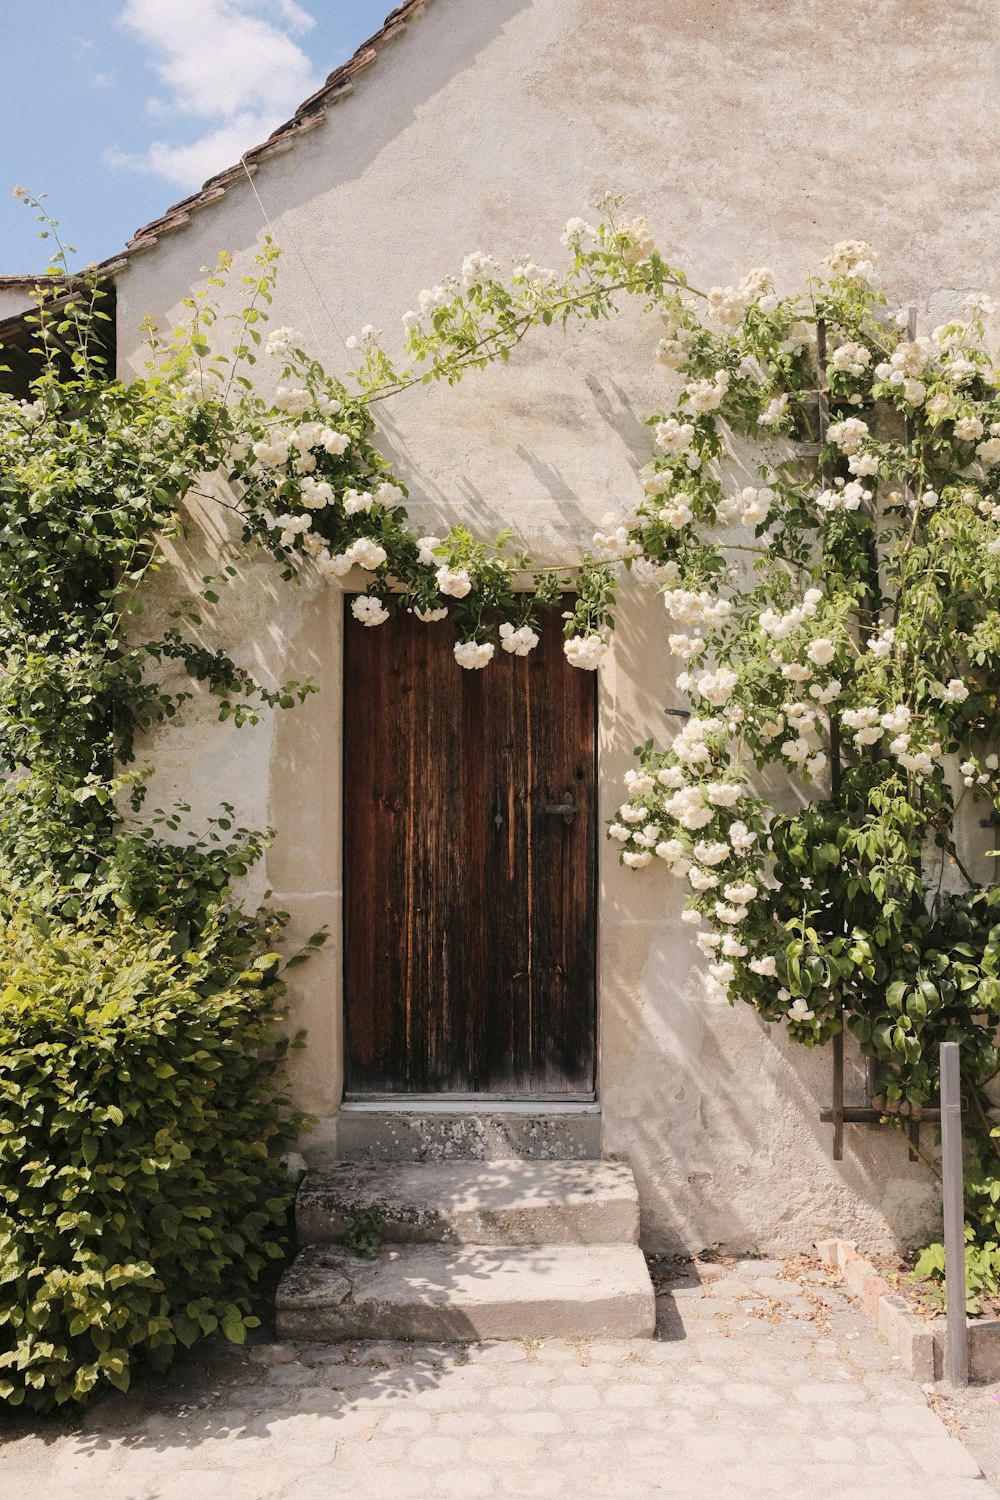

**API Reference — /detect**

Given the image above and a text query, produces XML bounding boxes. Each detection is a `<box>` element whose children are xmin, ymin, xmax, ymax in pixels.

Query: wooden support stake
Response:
<box><xmin>907</xmin><ymin>1117</ymin><xmax>920</xmax><ymax>1164</ymax></box>
<box><xmin>941</xmin><ymin>1041</ymin><xmax>969</xmax><ymax>1386</ymax></box>
<box><xmin>820</xmin><ymin>1106</ymin><xmax>942</xmax><ymax>1124</ymax></box>
<box><xmin>815</xmin><ymin>318</ymin><xmax>829</xmax><ymax>443</ymax></box>
<box><xmin>903</xmin><ymin>305</ymin><xmax>917</xmax><ymax>509</ymax></box>
<box><xmin>832</xmin><ymin>1019</ymin><xmax>844</xmax><ymax>1161</ymax></box>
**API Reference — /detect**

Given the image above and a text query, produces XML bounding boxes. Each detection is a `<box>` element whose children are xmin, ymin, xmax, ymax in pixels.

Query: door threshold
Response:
<box><xmin>340</xmin><ymin>1099</ymin><xmax>600</xmax><ymax>1114</ymax></box>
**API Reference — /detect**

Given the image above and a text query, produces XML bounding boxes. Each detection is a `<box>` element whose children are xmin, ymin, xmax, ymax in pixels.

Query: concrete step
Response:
<box><xmin>334</xmin><ymin>1104</ymin><xmax>600</xmax><ymax>1162</ymax></box>
<box><xmin>275</xmin><ymin>1243</ymin><xmax>655</xmax><ymax>1342</ymax></box>
<box><xmin>297</xmin><ymin>1160</ymin><xmax>640</xmax><ymax>1247</ymax></box>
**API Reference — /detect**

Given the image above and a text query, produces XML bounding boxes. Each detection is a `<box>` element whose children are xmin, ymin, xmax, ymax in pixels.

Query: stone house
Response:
<box><xmin>4</xmin><ymin>0</ymin><xmax>992</xmax><ymax>1269</ymax></box>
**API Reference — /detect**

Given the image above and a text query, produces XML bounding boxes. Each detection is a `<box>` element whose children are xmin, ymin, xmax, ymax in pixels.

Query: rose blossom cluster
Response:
<box><xmin>256</xmin><ymin>233</ymin><xmax>1000</xmax><ymax>1048</ymax></box>
<box><xmin>607</xmin><ymin>706</ymin><xmax>835</xmax><ymax>1030</ymax></box>
<box><xmin>606</xmin><ymin>722</ymin><xmax>806</xmax><ymax>1017</ymax></box>
<box><xmin>597</xmin><ymin>236</ymin><xmax>1000</xmax><ymax>1038</ymax></box>
<box><xmin>242</xmin><ymin>300</ymin><xmax>629</xmax><ymax>673</ymax></box>
<box><xmin>960</xmin><ymin>753</ymin><xmax>1000</xmax><ymax>790</ymax></box>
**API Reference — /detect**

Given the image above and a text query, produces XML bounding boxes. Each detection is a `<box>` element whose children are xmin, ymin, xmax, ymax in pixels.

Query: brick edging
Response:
<box><xmin>816</xmin><ymin>1237</ymin><xmax>1000</xmax><ymax>1382</ymax></box>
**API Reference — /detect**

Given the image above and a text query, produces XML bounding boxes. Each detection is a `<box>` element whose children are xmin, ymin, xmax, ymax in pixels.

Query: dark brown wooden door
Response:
<box><xmin>343</xmin><ymin>603</ymin><xmax>596</xmax><ymax>1098</ymax></box>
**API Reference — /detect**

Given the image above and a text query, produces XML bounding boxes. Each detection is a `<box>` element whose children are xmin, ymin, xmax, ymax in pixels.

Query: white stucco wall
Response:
<box><xmin>110</xmin><ymin>0</ymin><xmax>1000</xmax><ymax>1253</ymax></box>
<box><xmin>0</xmin><ymin>289</ymin><xmax>34</xmax><ymax>322</ymax></box>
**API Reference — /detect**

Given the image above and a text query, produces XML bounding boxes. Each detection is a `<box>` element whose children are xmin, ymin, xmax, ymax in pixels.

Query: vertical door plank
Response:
<box><xmin>343</xmin><ymin>608</ymin><xmax>407</xmax><ymax>1090</ymax></box>
<box><xmin>344</xmin><ymin>602</ymin><xmax>596</xmax><ymax>1096</ymax></box>
<box><xmin>525</xmin><ymin>617</ymin><xmax>597</xmax><ymax>1093</ymax></box>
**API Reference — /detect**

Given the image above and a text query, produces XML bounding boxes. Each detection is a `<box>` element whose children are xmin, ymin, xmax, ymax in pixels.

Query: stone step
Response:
<box><xmin>333</xmin><ymin>1104</ymin><xmax>601</xmax><ymax>1162</ymax></box>
<box><xmin>297</xmin><ymin>1160</ymin><xmax>640</xmax><ymax>1247</ymax></box>
<box><xmin>275</xmin><ymin>1243</ymin><xmax>656</xmax><ymax>1342</ymax></box>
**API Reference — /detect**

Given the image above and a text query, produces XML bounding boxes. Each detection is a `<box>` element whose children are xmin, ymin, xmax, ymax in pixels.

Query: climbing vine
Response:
<box><xmin>7</xmin><ymin>189</ymin><xmax>1000</xmax><ymax>1296</ymax></box>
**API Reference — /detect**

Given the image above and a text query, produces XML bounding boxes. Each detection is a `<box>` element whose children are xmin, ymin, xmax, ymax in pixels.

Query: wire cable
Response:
<box><xmin>239</xmin><ymin>154</ymin><xmax>352</xmax><ymax>356</ymax></box>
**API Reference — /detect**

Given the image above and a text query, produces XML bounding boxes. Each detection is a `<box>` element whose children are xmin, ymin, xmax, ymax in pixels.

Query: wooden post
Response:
<box><xmin>815</xmin><ymin>318</ymin><xmax>830</xmax><ymax>440</ymax></box>
<box><xmin>903</xmin><ymin>306</ymin><xmax>917</xmax><ymax>511</ymax></box>
<box><xmin>832</xmin><ymin>1020</ymin><xmax>844</xmax><ymax>1162</ymax></box>
<box><xmin>907</xmin><ymin>1116</ymin><xmax>920</xmax><ymax>1164</ymax></box>
<box><xmin>940</xmin><ymin>1042</ymin><xmax>969</xmax><ymax>1386</ymax></box>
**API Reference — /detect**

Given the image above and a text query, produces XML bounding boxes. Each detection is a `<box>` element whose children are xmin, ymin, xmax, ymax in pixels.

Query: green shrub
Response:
<box><xmin>914</xmin><ymin>1230</ymin><xmax>1000</xmax><ymax>1316</ymax></box>
<box><xmin>0</xmin><ymin>902</ymin><xmax>306</xmax><ymax>1410</ymax></box>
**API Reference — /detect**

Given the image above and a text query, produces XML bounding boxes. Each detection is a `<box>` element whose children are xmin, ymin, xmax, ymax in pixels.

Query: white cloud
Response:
<box><xmin>113</xmin><ymin>0</ymin><xmax>321</xmax><ymax>189</ymax></box>
<box><xmin>108</xmin><ymin>117</ymin><xmax>288</xmax><ymax>191</ymax></box>
<box><xmin>270</xmin><ymin>0</ymin><xmax>316</xmax><ymax>33</ymax></box>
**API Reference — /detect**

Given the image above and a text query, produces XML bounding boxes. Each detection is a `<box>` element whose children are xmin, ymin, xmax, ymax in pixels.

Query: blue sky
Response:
<box><xmin>2</xmin><ymin>0</ymin><xmax>394</xmax><ymax>272</ymax></box>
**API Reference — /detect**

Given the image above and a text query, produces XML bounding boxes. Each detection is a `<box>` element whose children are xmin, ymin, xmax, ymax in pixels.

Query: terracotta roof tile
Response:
<box><xmin>0</xmin><ymin>1</ymin><xmax>433</xmax><ymax>289</ymax></box>
<box><xmin>0</xmin><ymin>273</ymin><xmax>65</xmax><ymax>287</ymax></box>
<box><xmin>116</xmin><ymin>0</ymin><xmax>433</xmax><ymax>263</ymax></box>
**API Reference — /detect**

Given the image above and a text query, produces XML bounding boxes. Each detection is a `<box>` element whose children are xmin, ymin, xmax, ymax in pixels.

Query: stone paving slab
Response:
<box><xmin>276</xmin><ymin>1242</ymin><xmax>656</xmax><ymax>1341</ymax></box>
<box><xmin>297</xmin><ymin>1159</ymin><xmax>641</xmax><ymax>1245</ymax></box>
<box><xmin>0</xmin><ymin>1256</ymin><xmax>996</xmax><ymax>1500</ymax></box>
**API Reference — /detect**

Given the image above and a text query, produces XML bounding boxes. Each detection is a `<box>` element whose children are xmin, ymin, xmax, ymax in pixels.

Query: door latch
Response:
<box><xmin>541</xmin><ymin>791</ymin><xmax>576</xmax><ymax>825</ymax></box>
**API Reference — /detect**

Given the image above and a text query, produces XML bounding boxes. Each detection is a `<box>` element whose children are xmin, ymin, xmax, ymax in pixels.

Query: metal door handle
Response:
<box><xmin>542</xmin><ymin>791</ymin><xmax>576</xmax><ymax>825</ymax></box>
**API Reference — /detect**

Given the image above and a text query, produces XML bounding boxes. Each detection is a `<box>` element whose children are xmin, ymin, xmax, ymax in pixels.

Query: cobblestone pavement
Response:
<box><xmin>931</xmin><ymin>1379</ymin><xmax>1000</xmax><ymax>1494</ymax></box>
<box><xmin>0</xmin><ymin>1256</ymin><xmax>996</xmax><ymax>1500</ymax></box>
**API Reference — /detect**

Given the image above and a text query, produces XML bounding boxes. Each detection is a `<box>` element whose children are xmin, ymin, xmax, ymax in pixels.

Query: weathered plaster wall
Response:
<box><xmin>112</xmin><ymin>0</ymin><xmax>1000</xmax><ymax>1252</ymax></box>
<box><xmin>0</xmin><ymin>289</ymin><xmax>33</xmax><ymax>322</ymax></box>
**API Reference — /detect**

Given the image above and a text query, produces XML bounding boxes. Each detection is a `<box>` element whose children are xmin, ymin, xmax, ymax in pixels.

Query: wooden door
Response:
<box><xmin>343</xmin><ymin>603</ymin><xmax>596</xmax><ymax>1098</ymax></box>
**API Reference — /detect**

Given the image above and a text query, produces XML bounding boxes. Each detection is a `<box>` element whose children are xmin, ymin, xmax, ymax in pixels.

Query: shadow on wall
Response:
<box><xmin>583</xmin><ymin>372</ymin><xmax>655</xmax><ymax>465</ymax></box>
<box><xmin>597</xmin><ymin>589</ymin><xmax>941</xmax><ymax>1257</ymax></box>
<box><xmin>117</xmin><ymin>0</ymin><xmax>533</xmax><ymax>345</ymax></box>
<box><xmin>603</xmin><ymin>923</ymin><xmax>943</xmax><ymax>1257</ymax></box>
<box><xmin>367</xmin><ymin>339</ymin><xmax>662</xmax><ymax>556</ymax></box>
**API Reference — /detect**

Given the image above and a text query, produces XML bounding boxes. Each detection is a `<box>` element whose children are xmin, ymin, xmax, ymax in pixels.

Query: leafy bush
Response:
<box><xmin>914</xmin><ymin>1230</ymin><xmax>1000</xmax><ymax>1315</ymax></box>
<box><xmin>0</xmin><ymin>902</ymin><xmax>306</xmax><ymax>1410</ymax></box>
